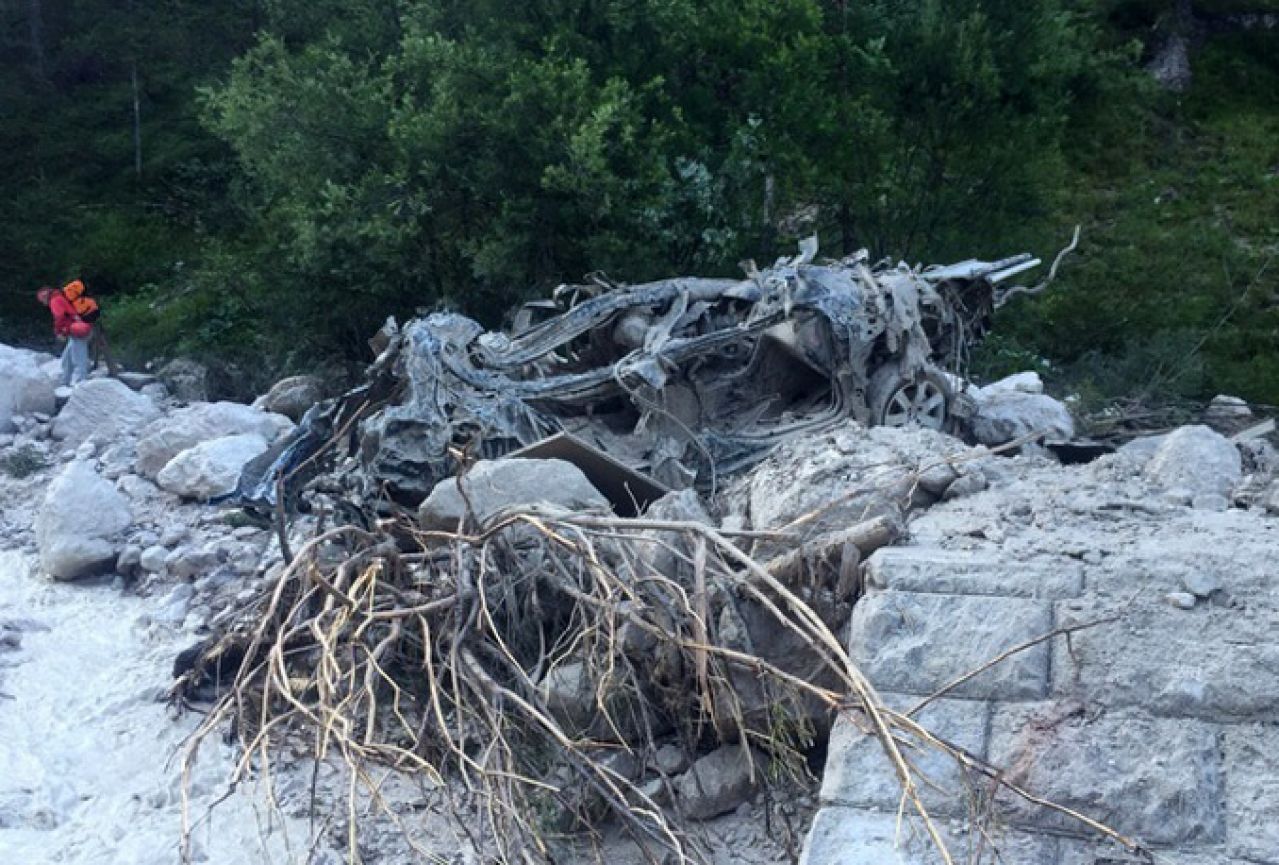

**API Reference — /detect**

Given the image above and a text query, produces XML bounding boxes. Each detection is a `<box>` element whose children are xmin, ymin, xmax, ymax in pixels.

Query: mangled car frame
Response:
<box><xmin>236</xmin><ymin>240</ymin><xmax>1055</xmax><ymax>510</ymax></box>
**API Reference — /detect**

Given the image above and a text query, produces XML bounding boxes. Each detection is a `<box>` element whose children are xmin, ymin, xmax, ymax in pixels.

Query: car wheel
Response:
<box><xmin>867</xmin><ymin>364</ymin><xmax>952</xmax><ymax>430</ymax></box>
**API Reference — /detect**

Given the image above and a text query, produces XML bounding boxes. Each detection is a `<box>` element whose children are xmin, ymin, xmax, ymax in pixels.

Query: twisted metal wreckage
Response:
<box><xmin>230</xmin><ymin>234</ymin><xmax>1075</xmax><ymax>515</ymax></box>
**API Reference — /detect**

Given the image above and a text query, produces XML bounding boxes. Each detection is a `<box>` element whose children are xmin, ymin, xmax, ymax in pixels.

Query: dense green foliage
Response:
<box><xmin>1</xmin><ymin>1</ymin><xmax>1276</xmax><ymax>403</ymax></box>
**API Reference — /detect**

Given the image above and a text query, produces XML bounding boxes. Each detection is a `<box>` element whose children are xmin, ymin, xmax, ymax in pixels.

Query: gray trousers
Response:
<box><xmin>60</xmin><ymin>336</ymin><xmax>90</xmax><ymax>386</ymax></box>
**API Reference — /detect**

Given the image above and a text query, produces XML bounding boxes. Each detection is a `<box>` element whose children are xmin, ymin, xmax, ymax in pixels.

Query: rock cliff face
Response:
<box><xmin>1</xmin><ymin>347</ymin><xmax>1278</xmax><ymax>865</ymax></box>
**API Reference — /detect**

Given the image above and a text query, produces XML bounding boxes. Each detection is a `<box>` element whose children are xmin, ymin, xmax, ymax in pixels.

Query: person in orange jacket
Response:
<box><xmin>36</xmin><ymin>285</ymin><xmax>91</xmax><ymax>386</ymax></box>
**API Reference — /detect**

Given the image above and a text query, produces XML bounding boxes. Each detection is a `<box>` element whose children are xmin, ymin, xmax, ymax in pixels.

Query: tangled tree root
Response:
<box><xmin>174</xmin><ymin>499</ymin><xmax>1149</xmax><ymax>865</ymax></box>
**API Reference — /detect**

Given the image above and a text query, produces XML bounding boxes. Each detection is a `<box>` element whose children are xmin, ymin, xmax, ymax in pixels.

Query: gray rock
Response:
<box><xmin>1203</xmin><ymin>394</ymin><xmax>1252</xmax><ymax>434</ymax></box>
<box><xmin>194</xmin><ymin>568</ymin><xmax>237</xmax><ymax>594</ymax></box>
<box><xmin>821</xmin><ymin>696</ymin><xmax>987</xmax><ymax>815</ymax></box>
<box><xmin>916</xmin><ymin>462</ymin><xmax>959</xmax><ymax>496</ymax></box>
<box><xmin>673</xmin><ymin>746</ymin><xmax>764</xmax><ymax>821</ymax></box>
<box><xmin>167</xmin><ymin>547</ymin><xmax>218</xmax><ymax>580</ymax></box>
<box><xmin>977</xmin><ymin>371</ymin><xmax>1045</xmax><ymax>396</ymax></box>
<box><xmin>159</xmin><ymin>525</ymin><xmax>188</xmax><ymax>548</ymax></box>
<box><xmin>970</xmin><ymin>390</ymin><xmax>1074</xmax><ymax>446</ymax></box>
<box><xmin>116</xmin><ymin>371</ymin><xmax>159</xmax><ymax>391</ymax></box>
<box><xmin>636</xmin><ymin>489</ymin><xmax>712</xmax><ymax>581</ymax></box>
<box><xmin>539</xmin><ymin>661</ymin><xmax>594</xmax><ymax>732</ymax></box>
<box><xmin>228</xmin><ymin>544</ymin><xmax>261</xmax><ymax>576</ymax></box>
<box><xmin>139</xmin><ymin>545</ymin><xmax>169</xmax><ymax>574</ymax></box>
<box><xmin>1164</xmin><ymin>591</ymin><xmax>1197</xmax><ymax>610</ymax></box>
<box><xmin>156</xmin><ymin>433</ymin><xmax>270</xmax><ymax>500</ymax></box>
<box><xmin>653</xmin><ymin>744</ymin><xmax>689</xmax><ymax>776</ymax></box>
<box><xmin>135</xmin><ymin>401</ymin><xmax>293</xmax><ymax>479</ymax></box>
<box><xmin>116</xmin><ymin>544</ymin><xmax>142</xmax><ymax>575</ymax></box>
<box><xmin>418</xmin><ymin>458</ymin><xmax>610</xmax><ymax>530</ymax></box>
<box><xmin>988</xmin><ymin>705</ymin><xmax>1224</xmax><ymax>844</ymax></box>
<box><xmin>140</xmin><ymin>382</ymin><xmax>169</xmax><ymax>402</ymax></box>
<box><xmin>1143</xmin><ymin>425</ymin><xmax>1241</xmax><ymax>499</ymax></box>
<box><xmin>537</xmin><ymin>659</ymin><xmax>648</xmax><ymax>742</ymax></box>
<box><xmin>1181</xmin><ymin>571</ymin><xmax>1220</xmax><ymax>599</ymax></box>
<box><xmin>34</xmin><ymin>461</ymin><xmax>132</xmax><ymax>579</ymax></box>
<box><xmin>157</xmin><ymin>358</ymin><xmax>211</xmax><ymax>402</ymax></box>
<box><xmin>255</xmin><ymin>374</ymin><xmax>324</xmax><ymax>422</ymax></box>
<box><xmin>800</xmin><ymin>806</ymin><xmax>1055</xmax><ymax>865</ymax></box>
<box><xmin>1191</xmin><ymin>493</ymin><xmax>1229</xmax><ymax>512</ymax></box>
<box><xmin>1224</xmin><ymin>724</ymin><xmax>1279</xmax><ymax>861</ymax></box>
<box><xmin>864</xmin><ymin>547</ymin><xmax>1083</xmax><ymax>599</ymax></box>
<box><xmin>848</xmin><ymin>591</ymin><xmax>1052</xmax><ymax>700</ymax></box>
<box><xmin>50</xmin><ymin>379</ymin><xmax>161</xmax><ymax>445</ymax></box>
<box><xmin>0</xmin><ymin>344</ymin><xmax>58</xmax><ymax>434</ymax></box>
<box><xmin>1053</xmin><ymin>597</ymin><xmax>1279</xmax><ymax>720</ymax></box>
<box><xmin>942</xmin><ymin>468</ymin><xmax>987</xmax><ymax>501</ymax></box>
<box><xmin>747</xmin><ymin>423</ymin><xmax>970</xmax><ymax>545</ymax></box>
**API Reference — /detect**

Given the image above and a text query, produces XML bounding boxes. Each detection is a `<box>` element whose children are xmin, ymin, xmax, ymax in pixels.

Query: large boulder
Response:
<box><xmin>418</xmin><ymin>458</ymin><xmax>610</xmax><ymax>530</ymax></box>
<box><xmin>743</xmin><ymin>422</ymin><xmax>971</xmax><ymax>543</ymax></box>
<box><xmin>0</xmin><ymin>345</ymin><xmax>58</xmax><ymax>433</ymax></box>
<box><xmin>135</xmin><ymin>401</ymin><xmax>293</xmax><ymax>478</ymax></box>
<box><xmin>156</xmin><ymin>433</ymin><xmax>271</xmax><ymax>500</ymax></box>
<box><xmin>35</xmin><ymin>461</ymin><xmax>132</xmax><ymax>580</ymax></box>
<box><xmin>253</xmin><ymin>375</ymin><xmax>324</xmax><ymax>422</ymax></box>
<box><xmin>157</xmin><ymin>358</ymin><xmax>212</xmax><ymax>402</ymax></box>
<box><xmin>970</xmin><ymin>379</ymin><xmax>1074</xmax><ymax>446</ymax></box>
<box><xmin>51</xmin><ymin>378</ymin><xmax>161</xmax><ymax>445</ymax></box>
<box><xmin>1143</xmin><ymin>425</ymin><xmax>1242</xmax><ymax>499</ymax></box>
<box><xmin>1203</xmin><ymin>394</ymin><xmax>1253</xmax><ymax>435</ymax></box>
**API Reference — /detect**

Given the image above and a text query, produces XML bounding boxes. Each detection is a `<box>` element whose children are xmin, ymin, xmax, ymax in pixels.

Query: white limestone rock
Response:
<box><xmin>35</xmin><ymin>461</ymin><xmax>132</xmax><ymax>580</ymax></box>
<box><xmin>156</xmin><ymin>433</ymin><xmax>270</xmax><ymax>500</ymax></box>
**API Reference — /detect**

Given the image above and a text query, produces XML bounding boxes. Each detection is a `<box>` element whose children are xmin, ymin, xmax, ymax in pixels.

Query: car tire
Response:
<box><xmin>867</xmin><ymin>363</ymin><xmax>953</xmax><ymax>431</ymax></box>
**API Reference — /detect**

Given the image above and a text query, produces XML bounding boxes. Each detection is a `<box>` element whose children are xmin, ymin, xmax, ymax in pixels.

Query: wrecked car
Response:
<box><xmin>230</xmin><ymin>239</ymin><xmax>1055</xmax><ymax>512</ymax></box>
<box><xmin>355</xmin><ymin>242</ymin><xmax>1046</xmax><ymax>498</ymax></box>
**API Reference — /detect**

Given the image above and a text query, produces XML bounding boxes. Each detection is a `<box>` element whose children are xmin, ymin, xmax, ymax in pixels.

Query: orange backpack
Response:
<box><xmin>61</xmin><ymin>280</ymin><xmax>101</xmax><ymax>323</ymax></box>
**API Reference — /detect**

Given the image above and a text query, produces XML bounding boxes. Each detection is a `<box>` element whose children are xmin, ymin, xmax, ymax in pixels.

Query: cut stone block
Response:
<box><xmin>1224</xmin><ymin>724</ymin><xmax>1279</xmax><ymax>863</ymax></box>
<box><xmin>1053</xmin><ymin>597</ymin><xmax>1279</xmax><ymax>721</ymax></box>
<box><xmin>799</xmin><ymin>806</ymin><xmax>1058</xmax><ymax>865</ymax></box>
<box><xmin>821</xmin><ymin>696</ymin><xmax>988</xmax><ymax>816</ymax></box>
<box><xmin>987</xmin><ymin>705</ymin><xmax>1224</xmax><ymax>845</ymax></box>
<box><xmin>848</xmin><ymin>592</ymin><xmax>1052</xmax><ymax>701</ymax></box>
<box><xmin>864</xmin><ymin>548</ymin><xmax>1083</xmax><ymax>599</ymax></box>
<box><xmin>1056</xmin><ymin>839</ymin><xmax>1252</xmax><ymax>865</ymax></box>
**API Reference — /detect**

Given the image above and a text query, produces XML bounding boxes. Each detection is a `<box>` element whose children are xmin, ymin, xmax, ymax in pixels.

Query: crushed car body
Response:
<box><xmin>231</xmin><ymin>239</ymin><xmax>1055</xmax><ymax>511</ymax></box>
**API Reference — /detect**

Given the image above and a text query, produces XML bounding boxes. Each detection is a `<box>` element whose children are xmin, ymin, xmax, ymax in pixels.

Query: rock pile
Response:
<box><xmin>2</xmin><ymin>340</ymin><xmax>1278</xmax><ymax>865</ymax></box>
